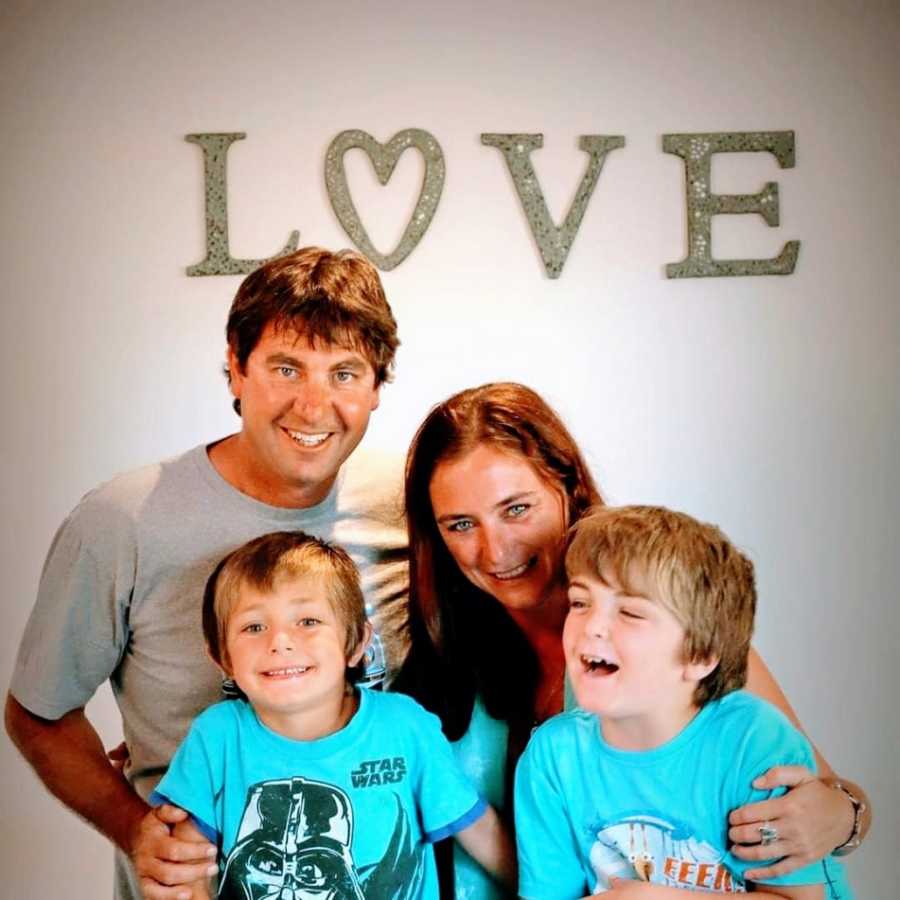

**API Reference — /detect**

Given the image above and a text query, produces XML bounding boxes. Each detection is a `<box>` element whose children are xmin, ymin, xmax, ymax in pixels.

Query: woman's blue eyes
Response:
<box><xmin>445</xmin><ymin>504</ymin><xmax>529</xmax><ymax>533</ymax></box>
<box><xmin>447</xmin><ymin>520</ymin><xmax>474</xmax><ymax>533</ymax></box>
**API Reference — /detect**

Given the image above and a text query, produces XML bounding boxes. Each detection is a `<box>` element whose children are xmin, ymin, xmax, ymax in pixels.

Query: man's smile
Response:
<box><xmin>284</xmin><ymin>428</ymin><xmax>331</xmax><ymax>448</ymax></box>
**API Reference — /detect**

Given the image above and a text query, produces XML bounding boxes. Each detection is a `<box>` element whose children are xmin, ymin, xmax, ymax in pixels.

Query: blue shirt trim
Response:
<box><xmin>424</xmin><ymin>796</ymin><xmax>487</xmax><ymax>843</ymax></box>
<box><xmin>148</xmin><ymin>790</ymin><xmax>219</xmax><ymax>845</ymax></box>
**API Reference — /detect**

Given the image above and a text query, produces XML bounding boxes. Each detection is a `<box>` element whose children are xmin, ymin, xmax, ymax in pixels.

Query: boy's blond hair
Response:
<box><xmin>566</xmin><ymin>505</ymin><xmax>756</xmax><ymax>705</ymax></box>
<box><xmin>203</xmin><ymin>531</ymin><xmax>368</xmax><ymax>685</ymax></box>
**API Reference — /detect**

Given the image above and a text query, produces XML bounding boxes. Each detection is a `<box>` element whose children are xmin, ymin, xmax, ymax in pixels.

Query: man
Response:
<box><xmin>5</xmin><ymin>247</ymin><xmax>409</xmax><ymax>900</ymax></box>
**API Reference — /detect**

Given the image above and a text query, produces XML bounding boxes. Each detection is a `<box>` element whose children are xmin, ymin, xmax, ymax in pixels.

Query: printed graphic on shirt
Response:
<box><xmin>588</xmin><ymin>814</ymin><xmax>746</xmax><ymax>894</ymax></box>
<box><xmin>350</xmin><ymin>757</ymin><xmax>407</xmax><ymax>787</ymax></box>
<box><xmin>219</xmin><ymin>776</ymin><xmax>424</xmax><ymax>900</ymax></box>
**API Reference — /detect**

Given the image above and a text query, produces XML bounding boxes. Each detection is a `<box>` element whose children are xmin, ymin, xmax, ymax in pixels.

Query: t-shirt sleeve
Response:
<box><xmin>150</xmin><ymin>710</ymin><xmax>224</xmax><ymax>844</ymax></box>
<box><xmin>515</xmin><ymin>728</ymin><xmax>587</xmax><ymax>900</ymax></box>
<box><xmin>10</xmin><ymin>496</ymin><xmax>135</xmax><ymax>718</ymax></box>
<box><xmin>405</xmin><ymin>699</ymin><xmax>485</xmax><ymax>842</ymax></box>
<box><xmin>725</xmin><ymin>702</ymin><xmax>847</xmax><ymax>892</ymax></box>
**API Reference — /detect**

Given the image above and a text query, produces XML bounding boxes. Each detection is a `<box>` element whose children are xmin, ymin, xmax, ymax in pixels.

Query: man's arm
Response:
<box><xmin>5</xmin><ymin>694</ymin><xmax>216</xmax><ymax>900</ymax></box>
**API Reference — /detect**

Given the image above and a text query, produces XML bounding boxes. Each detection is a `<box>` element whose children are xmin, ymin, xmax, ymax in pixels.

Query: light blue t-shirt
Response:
<box><xmin>152</xmin><ymin>690</ymin><xmax>485</xmax><ymax>899</ymax></box>
<box><xmin>451</xmin><ymin>683</ymin><xmax>577</xmax><ymax>899</ymax></box>
<box><xmin>451</xmin><ymin>697</ymin><xmax>510</xmax><ymax>899</ymax></box>
<box><xmin>515</xmin><ymin>691</ymin><xmax>851</xmax><ymax>899</ymax></box>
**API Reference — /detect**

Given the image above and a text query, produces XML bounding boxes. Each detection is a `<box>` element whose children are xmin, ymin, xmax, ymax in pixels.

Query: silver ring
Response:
<box><xmin>759</xmin><ymin>822</ymin><xmax>779</xmax><ymax>846</ymax></box>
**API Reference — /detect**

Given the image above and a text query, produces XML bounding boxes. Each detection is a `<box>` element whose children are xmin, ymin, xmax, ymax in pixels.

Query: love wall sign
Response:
<box><xmin>186</xmin><ymin>129</ymin><xmax>799</xmax><ymax>280</ymax></box>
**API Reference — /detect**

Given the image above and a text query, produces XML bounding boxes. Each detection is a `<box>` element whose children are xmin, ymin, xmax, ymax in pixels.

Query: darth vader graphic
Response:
<box><xmin>219</xmin><ymin>776</ymin><xmax>424</xmax><ymax>900</ymax></box>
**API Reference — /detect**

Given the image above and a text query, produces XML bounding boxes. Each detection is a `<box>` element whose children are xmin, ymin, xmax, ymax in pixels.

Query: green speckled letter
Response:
<box><xmin>480</xmin><ymin>134</ymin><xmax>625</xmax><ymax>279</ymax></box>
<box><xmin>325</xmin><ymin>129</ymin><xmax>445</xmax><ymax>271</ymax></box>
<box><xmin>664</xmin><ymin>131</ymin><xmax>799</xmax><ymax>278</ymax></box>
<box><xmin>185</xmin><ymin>133</ymin><xmax>300</xmax><ymax>277</ymax></box>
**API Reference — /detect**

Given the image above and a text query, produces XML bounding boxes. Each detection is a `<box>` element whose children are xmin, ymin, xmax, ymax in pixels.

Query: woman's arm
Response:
<box><xmin>730</xmin><ymin>648</ymin><xmax>871</xmax><ymax>879</ymax></box>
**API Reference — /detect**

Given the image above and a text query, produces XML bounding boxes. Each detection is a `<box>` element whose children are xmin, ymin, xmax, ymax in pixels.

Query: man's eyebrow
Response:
<box><xmin>330</xmin><ymin>356</ymin><xmax>368</xmax><ymax>371</ymax></box>
<box><xmin>265</xmin><ymin>352</ymin><xmax>305</xmax><ymax>367</ymax></box>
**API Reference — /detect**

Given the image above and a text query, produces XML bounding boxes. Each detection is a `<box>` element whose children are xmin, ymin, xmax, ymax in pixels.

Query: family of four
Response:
<box><xmin>7</xmin><ymin>248</ymin><xmax>869</xmax><ymax>899</ymax></box>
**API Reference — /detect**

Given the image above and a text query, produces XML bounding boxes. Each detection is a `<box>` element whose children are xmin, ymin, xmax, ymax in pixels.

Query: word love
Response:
<box><xmin>186</xmin><ymin>129</ymin><xmax>799</xmax><ymax>280</ymax></box>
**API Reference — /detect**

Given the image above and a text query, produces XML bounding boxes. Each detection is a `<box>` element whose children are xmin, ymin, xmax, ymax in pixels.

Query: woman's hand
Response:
<box><xmin>728</xmin><ymin>765</ymin><xmax>854</xmax><ymax>880</ymax></box>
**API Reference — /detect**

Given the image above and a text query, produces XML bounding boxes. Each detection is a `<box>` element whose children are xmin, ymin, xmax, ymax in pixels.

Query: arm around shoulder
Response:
<box><xmin>738</xmin><ymin>648</ymin><xmax>871</xmax><ymax>872</ymax></box>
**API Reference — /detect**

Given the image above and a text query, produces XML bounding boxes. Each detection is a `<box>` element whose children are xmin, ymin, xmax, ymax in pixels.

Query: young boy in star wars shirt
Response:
<box><xmin>151</xmin><ymin>531</ymin><xmax>513</xmax><ymax>899</ymax></box>
<box><xmin>515</xmin><ymin>506</ymin><xmax>851</xmax><ymax>900</ymax></box>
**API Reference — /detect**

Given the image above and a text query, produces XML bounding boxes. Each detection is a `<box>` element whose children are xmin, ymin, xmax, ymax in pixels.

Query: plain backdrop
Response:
<box><xmin>1</xmin><ymin>1</ymin><xmax>897</xmax><ymax>896</ymax></box>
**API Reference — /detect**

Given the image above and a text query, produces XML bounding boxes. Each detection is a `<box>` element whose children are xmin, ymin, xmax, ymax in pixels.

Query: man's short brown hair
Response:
<box><xmin>226</xmin><ymin>247</ymin><xmax>399</xmax><ymax>391</ymax></box>
<box><xmin>203</xmin><ymin>531</ymin><xmax>369</xmax><ymax>685</ymax></box>
<box><xmin>566</xmin><ymin>505</ymin><xmax>756</xmax><ymax>705</ymax></box>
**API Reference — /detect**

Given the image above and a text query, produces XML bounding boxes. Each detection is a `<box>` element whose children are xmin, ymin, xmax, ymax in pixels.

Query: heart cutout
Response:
<box><xmin>325</xmin><ymin>129</ymin><xmax>445</xmax><ymax>270</ymax></box>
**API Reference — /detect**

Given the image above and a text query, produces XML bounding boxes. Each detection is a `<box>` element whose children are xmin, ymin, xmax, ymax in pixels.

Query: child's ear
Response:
<box><xmin>208</xmin><ymin>643</ymin><xmax>233</xmax><ymax>678</ymax></box>
<box><xmin>683</xmin><ymin>655</ymin><xmax>719</xmax><ymax>683</ymax></box>
<box><xmin>348</xmin><ymin>622</ymin><xmax>375</xmax><ymax>668</ymax></box>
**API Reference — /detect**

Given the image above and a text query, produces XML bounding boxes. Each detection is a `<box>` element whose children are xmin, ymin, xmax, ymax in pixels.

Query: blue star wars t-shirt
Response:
<box><xmin>515</xmin><ymin>691</ymin><xmax>851</xmax><ymax>899</ymax></box>
<box><xmin>152</xmin><ymin>690</ymin><xmax>485</xmax><ymax>899</ymax></box>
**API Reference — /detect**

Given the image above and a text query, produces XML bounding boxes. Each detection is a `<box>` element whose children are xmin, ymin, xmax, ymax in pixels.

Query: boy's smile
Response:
<box><xmin>564</xmin><ymin>571</ymin><xmax>716</xmax><ymax>750</ymax></box>
<box><xmin>223</xmin><ymin>573</ymin><xmax>367</xmax><ymax>740</ymax></box>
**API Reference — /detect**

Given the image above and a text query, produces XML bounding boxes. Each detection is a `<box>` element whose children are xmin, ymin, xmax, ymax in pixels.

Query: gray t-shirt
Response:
<box><xmin>10</xmin><ymin>441</ymin><xmax>409</xmax><ymax>899</ymax></box>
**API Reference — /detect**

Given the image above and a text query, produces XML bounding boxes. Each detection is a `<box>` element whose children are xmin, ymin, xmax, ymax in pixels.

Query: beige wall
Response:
<box><xmin>1</xmin><ymin>0</ymin><xmax>897</xmax><ymax>895</ymax></box>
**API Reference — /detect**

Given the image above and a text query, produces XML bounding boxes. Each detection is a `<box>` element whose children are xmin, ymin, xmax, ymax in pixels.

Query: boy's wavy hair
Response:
<box><xmin>566</xmin><ymin>505</ymin><xmax>756</xmax><ymax>705</ymax></box>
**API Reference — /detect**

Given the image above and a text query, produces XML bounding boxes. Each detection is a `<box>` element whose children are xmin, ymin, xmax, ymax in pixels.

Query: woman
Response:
<box><xmin>392</xmin><ymin>382</ymin><xmax>869</xmax><ymax>899</ymax></box>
